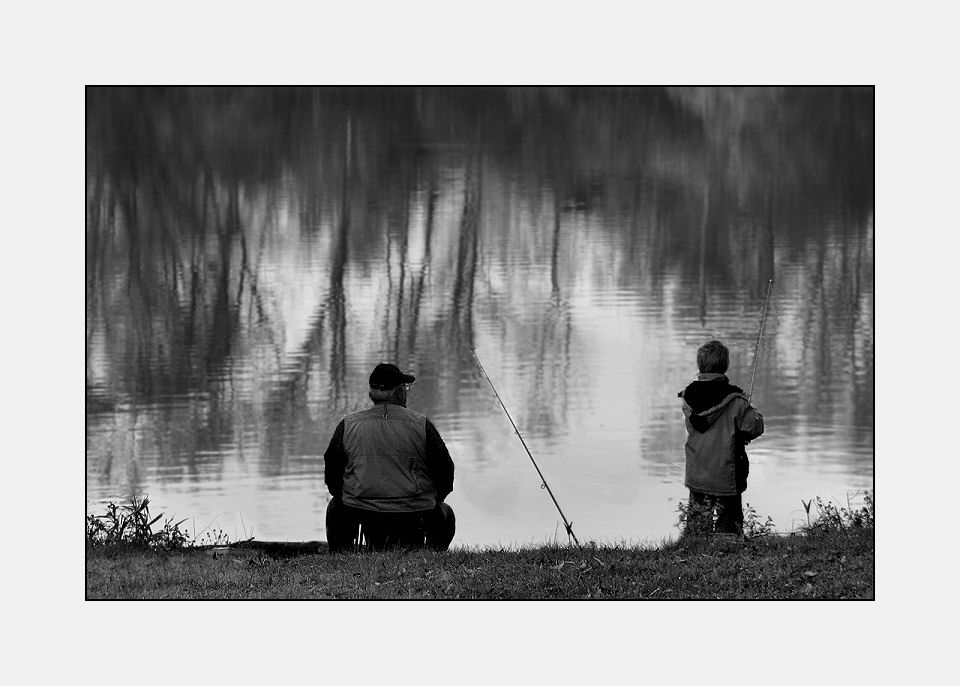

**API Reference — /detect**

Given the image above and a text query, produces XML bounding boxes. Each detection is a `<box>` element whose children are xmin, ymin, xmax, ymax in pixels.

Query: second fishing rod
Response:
<box><xmin>471</xmin><ymin>348</ymin><xmax>581</xmax><ymax>547</ymax></box>
<box><xmin>748</xmin><ymin>277</ymin><xmax>774</xmax><ymax>402</ymax></box>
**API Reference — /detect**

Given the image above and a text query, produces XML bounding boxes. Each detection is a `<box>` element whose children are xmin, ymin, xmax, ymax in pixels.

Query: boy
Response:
<box><xmin>679</xmin><ymin>340</ymin><xmax>764</xmax><ymax>534</ymax></box>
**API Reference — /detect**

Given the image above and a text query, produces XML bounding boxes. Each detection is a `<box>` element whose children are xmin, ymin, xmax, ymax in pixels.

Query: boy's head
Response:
<box><xmin>697</xmin><ymin>340</ymin><xmax>729</xmax><ymax>374</ymax></box>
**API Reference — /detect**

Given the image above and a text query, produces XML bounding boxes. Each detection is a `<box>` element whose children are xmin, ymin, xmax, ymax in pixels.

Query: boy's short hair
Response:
<box><xmin>697</xmin><ymin>340</ymin><xmax>729</xmax><ymax>374</ymax></box>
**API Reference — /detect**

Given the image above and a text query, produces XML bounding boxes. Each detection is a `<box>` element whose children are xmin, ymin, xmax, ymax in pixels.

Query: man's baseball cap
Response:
<box><xmin>369</xmin><ymin>363</ymin><xmax>416</xmax><ymax>390</ymax></box>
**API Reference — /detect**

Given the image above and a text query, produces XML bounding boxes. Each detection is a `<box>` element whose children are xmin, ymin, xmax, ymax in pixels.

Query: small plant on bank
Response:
<box><xmin>86</xmin><ymin>496</ymin><xmax>193</xmax><ymax>550</ymax></box>
<box><xmin>742</xmin><ymin>502</ymin><xmax>776</xmax><ymax>538</ymax></box>
<box><xmin>801</xmin><ymin>491</ymin><xmax>874</xmax><ymax>534</ymax></box>
<box><xmin>675</xmin><ymin>498</ymin><xmax>715</xmax><ymax>536</ymax></box>
<box><xmin>194</xmin><ymin>528</ymin><xmax>231</xmax><ymax>547</ymax></box>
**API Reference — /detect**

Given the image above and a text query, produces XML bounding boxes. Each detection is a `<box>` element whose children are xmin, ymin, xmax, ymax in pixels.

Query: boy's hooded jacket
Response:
<box><xmin>680</xmin><ymin>373</ymin><xmax>764</xmax><ymax>496</ymax></box>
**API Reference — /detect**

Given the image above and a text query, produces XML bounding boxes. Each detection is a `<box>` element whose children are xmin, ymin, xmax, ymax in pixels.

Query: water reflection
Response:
<box><xmin>86</xmin><ymin>87</ymin><xmax>873</xmax><ymax>544</ymax></box>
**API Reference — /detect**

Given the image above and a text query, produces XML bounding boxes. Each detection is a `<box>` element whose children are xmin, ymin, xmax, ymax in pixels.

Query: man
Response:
<box><xmin>679</xmin><ymin>340</ymin><xmax>764</xmax><ymax>535</ymax></box>
<box><xmin>323</xmin><ymin>363</ymin><xmax>455</xmax><ymax>552</ymax></box>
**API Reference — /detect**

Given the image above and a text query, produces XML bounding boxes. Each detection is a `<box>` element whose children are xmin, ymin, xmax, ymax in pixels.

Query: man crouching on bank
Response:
<box><xmin>323</xmin><ymin>363</ymin><xmax>455</xmax><ymax>552</ymax></box>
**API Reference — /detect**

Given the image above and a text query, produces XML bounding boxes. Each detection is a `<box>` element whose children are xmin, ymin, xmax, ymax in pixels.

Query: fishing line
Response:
<box><xmin>470</xmin><ymin>348</ymin><xmax>581</xmax><ymax>547</ymax></box>
<box><xmin>748</xmin><ymin>278</ymin><xmax>774</xmax><ymax>402</ymax></box>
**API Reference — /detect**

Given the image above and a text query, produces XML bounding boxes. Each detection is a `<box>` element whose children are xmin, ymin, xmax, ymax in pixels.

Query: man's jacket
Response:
<box><xmin>324</xmin><ymin>402</ymin><xmax>454</xmax><ymax>513</ymax></box>
<box><xmin>680</xmin><ymin>373</ymin><xmax>764</xmax><ymax>496</ymax></box>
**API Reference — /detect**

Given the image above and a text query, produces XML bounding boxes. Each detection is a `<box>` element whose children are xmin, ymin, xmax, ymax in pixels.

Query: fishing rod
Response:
<box><xmin>748</xmin><ymin>278</ymin><xmax>774</xmax><ymax>402</ymax></box>
<box><xmin>470</xmin><ymin>348</ymin><xmax>581</xmax><ymax>547</ymax></box>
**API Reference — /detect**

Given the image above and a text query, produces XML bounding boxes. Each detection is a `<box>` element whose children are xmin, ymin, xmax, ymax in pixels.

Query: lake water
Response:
<box><xmin>86</xmin><ymin>87</ymin><xmax>874</xmax><ymax>547</ymax></box>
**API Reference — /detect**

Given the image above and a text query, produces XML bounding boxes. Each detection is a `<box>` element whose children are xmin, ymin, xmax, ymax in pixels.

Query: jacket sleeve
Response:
<box><xmin>738</xmin><ymin>403</ymin><xmax>764</xmax><ymax>442</ymax></box>
<box><xmin>323</xmin><ymin>420</ymin><xmax>347</xmax><ymax>498</ymax></box>
<box><xmin>425</xmin><ymin>419</ymin><xmax>455</xmax><ymax>502</ymax></box>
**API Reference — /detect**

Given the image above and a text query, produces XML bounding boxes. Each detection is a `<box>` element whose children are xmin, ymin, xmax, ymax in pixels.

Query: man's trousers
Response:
<box><xmin>326</xmin><ymin>497</ymin><xmax>456</xmax><ymax>552</ymax></box>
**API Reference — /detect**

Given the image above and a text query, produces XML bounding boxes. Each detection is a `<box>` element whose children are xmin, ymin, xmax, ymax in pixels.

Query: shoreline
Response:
<box><xmin>86</xmin><ymin>526</ymin><xmax>874</xmax><ymax>600</ymax></box>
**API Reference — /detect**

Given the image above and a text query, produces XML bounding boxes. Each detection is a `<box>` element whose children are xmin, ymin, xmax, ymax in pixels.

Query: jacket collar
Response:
<box><xmin>368</xmin><ymin>388</ymin><xmax>406</xmax><ymax>406</ymax></box>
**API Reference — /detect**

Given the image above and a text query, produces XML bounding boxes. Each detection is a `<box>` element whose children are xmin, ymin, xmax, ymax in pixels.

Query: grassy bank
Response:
<box><xmin>86</xmin><ymin>526</ymin><xmax>873</xmax><ymax>599</ymax></box>
<box><xmin>86</xmin><ymin>493</ymin><xmax>873</xmax><ymax>599</ymax></box>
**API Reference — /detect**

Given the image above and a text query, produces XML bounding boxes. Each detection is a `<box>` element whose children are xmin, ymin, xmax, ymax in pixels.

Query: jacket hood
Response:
<box><xmin>679</xmin><ymin>373</ymin><xmax>746</xmax><ymax>433</ymax></box>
